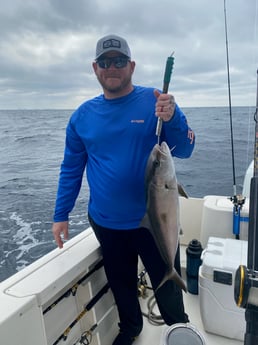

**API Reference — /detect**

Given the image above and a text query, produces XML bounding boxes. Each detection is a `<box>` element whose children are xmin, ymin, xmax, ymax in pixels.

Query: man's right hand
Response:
<box><xmin>52</xmin><ymin>221</ymin><xmax>69</xmax><ymax>249</ymax></box>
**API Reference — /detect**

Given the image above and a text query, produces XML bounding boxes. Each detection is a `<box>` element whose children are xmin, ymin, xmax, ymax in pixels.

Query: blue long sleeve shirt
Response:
<box><xmin>54</xmin><ymin>86</ymin><xmax>195</xmax><ymax>229</ymax></box>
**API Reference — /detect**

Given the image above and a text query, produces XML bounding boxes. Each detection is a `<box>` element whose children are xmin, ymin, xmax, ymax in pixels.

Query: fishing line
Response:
<box><xmin>246</xmin><ymin>0</ymin><xmax>258</xmax><ymax>171</ymax></box>
<box><xmin>223</xmin><ymin>0</ymin><xmax>237</xmax><ymax>197</ymax></box>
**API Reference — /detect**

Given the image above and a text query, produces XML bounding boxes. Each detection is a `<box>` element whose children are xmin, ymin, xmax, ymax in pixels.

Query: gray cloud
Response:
<box><xmin>0</xmin><ymin>0</ymin><xmax>257</xmax><ymax>109</ymax></box>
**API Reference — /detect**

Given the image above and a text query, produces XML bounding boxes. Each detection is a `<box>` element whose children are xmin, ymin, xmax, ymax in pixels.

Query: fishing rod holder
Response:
<box><xmin>229</xmin><ymin>194</ymin><xmax>246</xmax><ymax>239</ymax></box>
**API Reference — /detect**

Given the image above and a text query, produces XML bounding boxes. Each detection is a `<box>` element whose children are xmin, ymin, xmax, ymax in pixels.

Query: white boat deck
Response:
<box><xmin>135</xmin><ymin>290</ymin><xmax>243</xmax><ymax>345</ymax></box>
<box><xmin>134</xmin><ymin>244</ymin><xmax>244</xmax><ymax>345</ymax></box>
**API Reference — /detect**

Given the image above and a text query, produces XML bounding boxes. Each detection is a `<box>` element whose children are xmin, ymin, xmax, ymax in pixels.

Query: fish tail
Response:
<box><xmin>172</xmin><ymin>268</ymin><xmax>188</xmax><ymax>292</ymax></box>
<box><xmin>155</xmin><ymin>268</ymin><xmax>187</xmax><ymax>293</ymax></box>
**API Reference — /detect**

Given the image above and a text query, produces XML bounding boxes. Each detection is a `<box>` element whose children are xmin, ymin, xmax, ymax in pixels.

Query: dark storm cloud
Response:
<box><xmin>0</xmin><ymin>0</ymin><xmax>257</xmax><ymax>108</ymax></box>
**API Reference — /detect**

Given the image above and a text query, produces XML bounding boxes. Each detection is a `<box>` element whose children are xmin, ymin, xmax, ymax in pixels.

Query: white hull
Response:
<box><xmin>0</xmin><ymin>190</ymin><xmax>250</xmax><ymax>344</ymax></box>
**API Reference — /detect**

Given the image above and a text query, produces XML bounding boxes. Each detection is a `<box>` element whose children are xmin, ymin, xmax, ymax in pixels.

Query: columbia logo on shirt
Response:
<box><xmin>131</xmin><ymin>119</ymin><xmax>145</xmax><ymax>123</ymax></box>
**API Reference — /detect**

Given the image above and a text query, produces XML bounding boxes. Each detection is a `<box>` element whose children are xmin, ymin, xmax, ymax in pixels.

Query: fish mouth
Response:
<box><xmin>157</xmin><ymin>142</ymin><xmax>169</xmax><ymax>155</ymax></box>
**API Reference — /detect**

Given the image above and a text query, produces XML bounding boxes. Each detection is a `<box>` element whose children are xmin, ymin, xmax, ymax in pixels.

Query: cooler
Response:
<box><xmin>200</xmin><ymin>196</ymin><xmax>249</xmax><ymax>248</ymax></box>
<box><xmin>199</xmin><ymin>236</ymin><xmax>247</xmax><ymax>341</ymax></box>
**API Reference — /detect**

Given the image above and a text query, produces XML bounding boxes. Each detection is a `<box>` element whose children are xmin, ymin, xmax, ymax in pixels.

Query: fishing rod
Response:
<box><xmin>53</xmin><ymin>282</ymin><xmax>110</xmax><ymax>345</ymax></box>
<box><xmin>156</xmin><ymin>52</ymin><xmax>174</xmax><ymax>144</ymax></box>
<box><xmin>223</xmin><ymin>0</ymin><xmax>246</xmax><ymax>239</ymax></box>
<box><xmin>224</xmin><ymin>1</ymin><xmax>258</xmax><ymax>342</ymax></box>
<box><xmin>234</xmin><ymin>69</ymin><xmax>258</xmax><ymax>345</ymax></box>
<box><xmin>43</xmin><ymin>258</ymin><xmax>104</xmax><ymax>315</ymax></box>
<box><xmin>73</xmin><ymin>305</ymin><xmax>116</xmax><ymax>345</ymax></box>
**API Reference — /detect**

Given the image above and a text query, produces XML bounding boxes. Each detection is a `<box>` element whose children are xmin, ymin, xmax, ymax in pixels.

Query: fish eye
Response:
<box><xmin>154</xmin><ymin>159</ymin><xmax>160</xmax><ymax>167</ymax></box>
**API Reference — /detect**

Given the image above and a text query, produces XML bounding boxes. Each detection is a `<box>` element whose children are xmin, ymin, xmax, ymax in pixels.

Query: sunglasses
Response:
<box><xmin>96</xmin><ymin>56</ymin><xmax>130</xmax><ymax>69</ymax></box>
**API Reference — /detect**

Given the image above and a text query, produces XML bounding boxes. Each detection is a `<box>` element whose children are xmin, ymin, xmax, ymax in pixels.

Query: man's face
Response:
<box><xmin>93</xmin><ymin>51</ymin><xmax>135</xmax><ymax>97</ymax></box>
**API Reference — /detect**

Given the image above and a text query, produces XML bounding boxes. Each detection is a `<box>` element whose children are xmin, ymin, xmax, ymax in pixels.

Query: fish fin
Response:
<box><xmin>177</xmin><ymin>183</ymin><xmax>188</xmax><ymax>198</ymax></box>
<box><xmin>155</xmin><ymin>268</ymin><xmax>187</xmax><ymax>293</ymax></box>
<box><xmin>172</xmin><ymin>268</ymin><xmax>188</xmax><ymax>292</ymax></box>
<box><xmin>140</xmin><ymin>213</ymin><xmax>152</xmax><ymax>230</ymax></box>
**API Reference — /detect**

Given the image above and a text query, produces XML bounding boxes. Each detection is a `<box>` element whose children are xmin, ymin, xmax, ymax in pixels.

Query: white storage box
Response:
<box><xmin>200</xmin><ymin>196</ymin><xmax>249</xmax><ymax>248</ymax></box>
<box><xmin>199</xmin><ymin>236</ymin><xmax>247</xmax><ymax>341</ymax></box>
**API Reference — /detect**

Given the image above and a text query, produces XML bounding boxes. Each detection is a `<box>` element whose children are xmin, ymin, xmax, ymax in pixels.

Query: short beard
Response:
<box><xmin>97</xmin><ymin>75</ymin><xmax>132</xmax><ymax>94</ymax></box>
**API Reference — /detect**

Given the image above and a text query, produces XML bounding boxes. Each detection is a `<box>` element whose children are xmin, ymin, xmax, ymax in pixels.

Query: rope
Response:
<box><xmin>138</xmin><ymin>274</ymin><xmax>165</xmax><ymax>326</ymax></box>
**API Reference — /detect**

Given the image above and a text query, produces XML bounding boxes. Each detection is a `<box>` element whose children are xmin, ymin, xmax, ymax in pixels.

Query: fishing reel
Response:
<box><xmin>137</xmin><ymin>269</ymin><xmax>149</xmax><ymax>298</ymax></box>
<box><xmin>230</xmin><ymin>194</ymin><xmax>246</xmax><ymax>207</ymax></box>
<box><xmin>234</xmin><ymin>265</ymin><xmax>258</xmax><ymax>309</ymax></box>
<box><xmin>234</xmin><ymin>265</ymin><xmax>258</xmax><ymax>345</ymax></box>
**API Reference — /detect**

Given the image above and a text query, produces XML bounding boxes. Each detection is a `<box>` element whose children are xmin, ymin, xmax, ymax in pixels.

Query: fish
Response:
<box><xmin>140</xmin><ymin>141</ymin><xmax>187</xmax><ymax>292</ymax></box>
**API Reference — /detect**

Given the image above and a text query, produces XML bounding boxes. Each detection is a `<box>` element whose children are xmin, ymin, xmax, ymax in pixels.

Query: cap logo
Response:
<box><xmin>103</xmin><ymin>38</ymin><xmax>121</xmax><ymax>50</ymax></box>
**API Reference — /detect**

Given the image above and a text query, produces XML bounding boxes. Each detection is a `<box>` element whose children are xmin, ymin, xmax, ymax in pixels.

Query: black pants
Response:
<box><xmin>88</xmin><ymin>214</ymin><xmax>189</xmax><ymax>337</ymax></box>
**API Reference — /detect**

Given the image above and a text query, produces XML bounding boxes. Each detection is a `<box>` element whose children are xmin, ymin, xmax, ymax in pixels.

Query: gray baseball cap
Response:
<box><xmin>95</xmin><ymin>34</ymin><xmax>131</xmax><ymax>60</ymax></box>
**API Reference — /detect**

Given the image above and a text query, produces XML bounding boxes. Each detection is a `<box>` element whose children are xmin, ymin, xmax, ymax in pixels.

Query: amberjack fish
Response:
<box><xmin>140</xmin><ymin>141</ymin><xmax>187</xmax><ymax>292</ymax></box>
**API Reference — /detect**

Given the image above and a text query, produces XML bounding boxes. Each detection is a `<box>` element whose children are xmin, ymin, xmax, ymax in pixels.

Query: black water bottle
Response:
<box><xmin>186</xmin><ymin>239</ymin><xmax>203</xmax><ymax>294</ymax></box>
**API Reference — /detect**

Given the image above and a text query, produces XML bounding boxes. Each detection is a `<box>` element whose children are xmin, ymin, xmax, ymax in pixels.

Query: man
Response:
<box><xmin>52</xmin><ymin>34</ymin><xmax>195</xmax><ymax>345</ymax></box>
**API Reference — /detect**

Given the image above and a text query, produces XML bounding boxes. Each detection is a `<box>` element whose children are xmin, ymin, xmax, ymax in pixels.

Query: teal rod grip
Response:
<box><xmin>156</xmin><ymin>53</ymin><xmax>175</xmax><ymax>143</ymax></box>
<box><xmin>163</xmin><ymin>54</ymin><xmax>174</xmax><ymax>93</ymax></box>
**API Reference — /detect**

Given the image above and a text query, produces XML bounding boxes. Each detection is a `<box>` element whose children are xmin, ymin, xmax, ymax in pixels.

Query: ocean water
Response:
<box><xmin>0</xmin><ymin>107</ymin><xmax>255</xmax><ymax>282</ymax></box>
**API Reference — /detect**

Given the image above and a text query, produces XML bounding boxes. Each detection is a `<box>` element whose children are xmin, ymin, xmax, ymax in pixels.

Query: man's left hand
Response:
<box><xmin>154</xmin><ymin>89</ymin><xmax>176</xmax><ymax>122</ymax></box>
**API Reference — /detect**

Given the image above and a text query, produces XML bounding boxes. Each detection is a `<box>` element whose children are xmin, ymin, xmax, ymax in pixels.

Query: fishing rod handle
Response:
<box><xmin>163</xmin><ymin>54</ymin><xmax>174</xmax><ymax>93</ymax></box>
<box><xmin>156</xmin><ymin>54</ymin><xmax>175</xmax><ymax>140</ymax></box>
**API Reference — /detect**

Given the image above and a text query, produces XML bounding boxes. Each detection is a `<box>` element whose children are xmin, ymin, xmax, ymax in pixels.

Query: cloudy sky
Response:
<box><xmin>0</xmin><ymin>0</ymin><xmax>257</xmax><ymax>109</ymax></box>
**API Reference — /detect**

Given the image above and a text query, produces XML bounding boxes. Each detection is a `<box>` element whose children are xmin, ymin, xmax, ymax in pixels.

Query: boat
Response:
<box><xmin>1</xmin><ymin>2</ymin><xmax>257</xmax><ymax>343</ymax></box>
<box><xmin>0</xmin><ymin>162</ymin><xmax>252</xmax><ymax>344</ymax></box>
